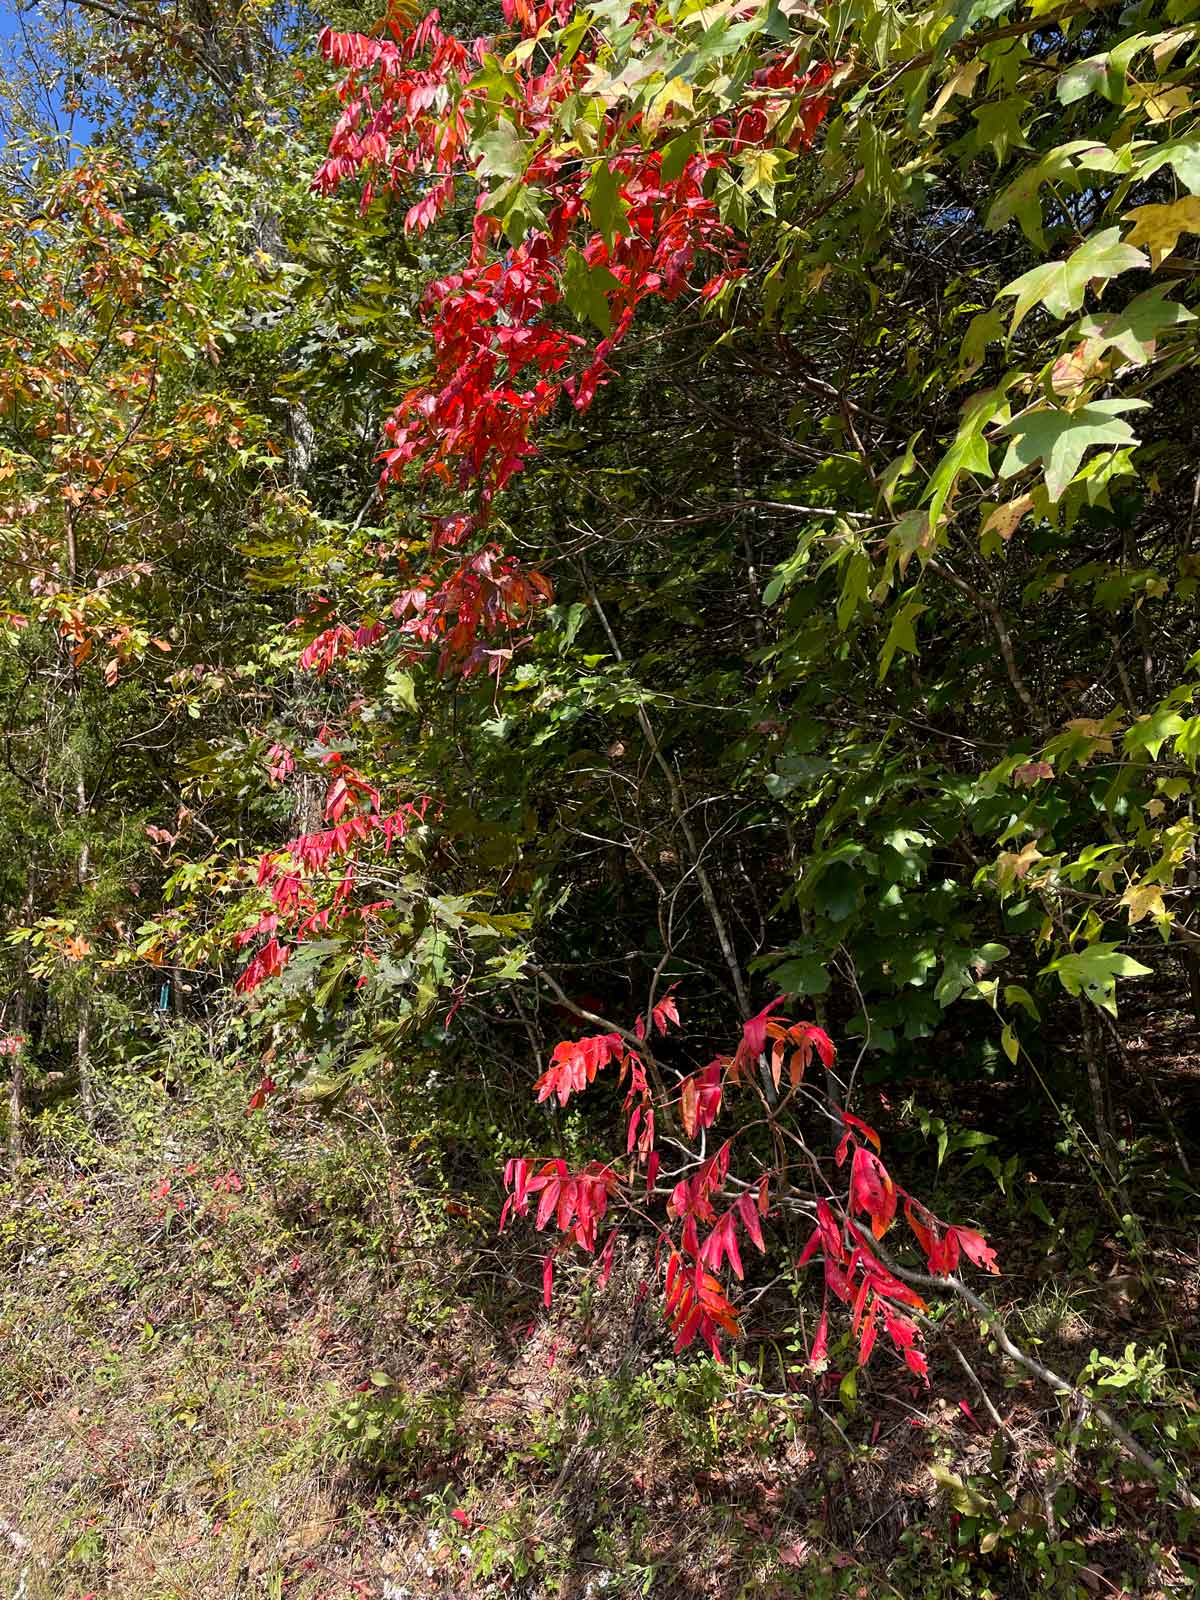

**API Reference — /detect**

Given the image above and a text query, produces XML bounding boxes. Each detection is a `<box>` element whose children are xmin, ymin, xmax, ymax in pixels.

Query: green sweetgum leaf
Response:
<box><xmin>999</xmin><ymin>229</ymin><xmax>1148</xmax><ymax>332</ymax></box>
<box><xmin>998</xmin><ymin>399</ymin><xmax>1148</xmax><ymax>501</ymax></box>
<box><xmin>1074</xmin><ymin>286</ymin><xmax>1196</xmax><ymax>366</ymax></box>
<box><xmin>562</xmin><ymin>248</ymin><xmax>622</xmax><ymax>333</ymax></box>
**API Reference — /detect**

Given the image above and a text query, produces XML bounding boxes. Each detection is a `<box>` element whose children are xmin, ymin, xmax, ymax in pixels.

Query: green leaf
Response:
<box><xmin>813</xmin><ymin>861</ymin><xmax>861</xmax><ymax>923</ymax></box>
<box><xmin>923</xmin><ymin>387</ymin><xmax>999</xmax><ymax>527</ymax></box>
<box><xmin>998</xmin><ymin>400</ymin><xmax>1148</xmax><ymax>502</ymax></box>
<box><xmin>837</xmin><ymin>549</ymin><xmax>871</xmax><ymax>631</ymax></box>
<box><xmin>660</xmin><ymin>127</ymin><xmax>700</xmax><ymax>184</ymax></box>
<box><xmin>998</xmin><ymin>229</ymin><xmax>1148</xmax><ymax>332</ymax></box>
<box><xmin>986</xmin><ymin>141</ymin><xmax>1115</xmax><ymax>248</ymax></box>
<box><xmin>1174</xmin><ymin>716</ymin><xmax>1200</xmax><ymax>766</ymax></box>
<box><xmin>1124</xmin><ymin>706</ymin><xmax>1186</xmax><ymax>759</ymax></box>
<box><xmin>1041</xmin><ymin>943</ymin><xmax>1153</xmax><ymax>1015</ymax></box>
<box><xmin>1057</xmin><ymin>55</ymin><xmax>1111</xmax><ymax>106</ymax></box>
<box><xmin>770</xmin><ymin>956</ymin><xmax>831</xmax><ymax>997</ymax></box>
<box><xmin>386</xmin><ymin>668</ymin><xmax>419</xmax><ymax>713</ymax></box>
<box><xmin>956</xmin><ymin>308</ymin><xmax>1005</xmax><ymax>380</ymax></box>
<box><xmin>941</xmin><ymin>0</ymin><xmax>1018</xmax><ymax>52</ymax></box>
<box><xmin>562</xmin><ymin>248</ymin><xmax>622</xmax><ymax>333</ymax></box>
<box><xmin>585</xmin><ymin>159</ymin><xmax>628</xmax><ymax>247</ymax></box>
<box><xmin>1057</xmin><ymin>34</ymin><xmax>1143</xmax><ymax>107</ymax></box>
<box><xmin>1003</xmin><ymin>983</ymin><xmax>1041</xmax><ymax>1020</ymax></box>
<box><xmin>474</xmin><ymin>120</ymin><xmax>524</xmax><ymax>180</ymax></box>
<box><xmin>930</xmin><ymin>1464</ymin><xmax>992</xmax><ymax>1516</ymax></box>
<box><xmin>495</xmin><ymin>178</ymin><xmax>547</xmax><ymax>244</ymax></box>
<box><xmin>970</xmin><ymin>96</ymin><xmax>1032</xmax><ymax>166</ymax></box>
<box><xmin>1075</xmin><ymin>286</ymin><xmax>1195</xmax><ymax>366</ymax></box>
<box><xmin>1136</xmin><ymin>138</ymin><xmax>1200</xmax><ymax>195</ymax></box>
<box><xmin>839</xmin><ymin>1367</ymin><xmax>858</xmax><ymax>1412</ymax></box>
<box><xmin>878</xmin><ymin>596</ymin><xmax>927</xmax><ymax>682</ymax></box>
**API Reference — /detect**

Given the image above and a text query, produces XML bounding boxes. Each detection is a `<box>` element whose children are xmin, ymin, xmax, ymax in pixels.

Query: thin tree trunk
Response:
<box><xmin>75</xmin><ymin>769</ymin><xmax>95</xmax><ymax>1126</ymax></box>
<box><xmin>8</xmin><ymin>1000</ymin><xmax>25</xmax><ymax>1169</ymax></box>
<box><xmin>8</xmin><ymin>886</ymin><xmax>35</xmax><ymax>1169</ymax></box>
<box><xmin>1080</xmin><ymin>1001</ymin><xmax>1120</xmax><ymax>1181</ymax></box>
<box><xmin>1184</xmin><ymin>803</ymin><xmax>1200</xmax><ymax>1029</ymax></box>
<box><xmin>77</xmin><ymin>995</ymin><xmax>94</xmax><ymax>1129</ymax></box>
<box><xmin>584</xmin><ymin>581</ymin><xmax>750</xmax><ymax>1021</ymax></box>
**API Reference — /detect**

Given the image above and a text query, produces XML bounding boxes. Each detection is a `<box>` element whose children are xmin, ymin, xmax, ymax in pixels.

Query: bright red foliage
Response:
<box><xmin>303</xmin><ymin>4</ymin><xmax>833</xmax><ymax>690</ymax></box>
<box><xmin>507</xmin><ymin>998</ymin><xmax>997</xmax><ymax>1375</ymax></box>
<box><xmin>234</xmin><ymin>793</ymin><xmax>428</xmax><ymax>996</ymax></box>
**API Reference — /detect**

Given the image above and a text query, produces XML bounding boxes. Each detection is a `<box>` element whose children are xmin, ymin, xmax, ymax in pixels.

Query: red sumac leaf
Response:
<box><xmin>849</xmin><ymin>1145</ymin><xmax>897</xmax><ymax>1239</ymax></box>
<box><xmin>949</xmin><ymin>1226</ymin><xmax>1000</xmax><ymax>1275</ymax></box>
<box><xmin>839</xmin><ymin>1108</ymin><xmax>881</xmax><ymax>1151</ymax></box>
<box><xmin>810</xmin><ymin>1307</ymin><xmax>829</xmax><ymax>1365</ymax></box>
<box><xmin>735</xmin><ymin>1192</ymin><xmax>765</xmax><ymax>1254</ymax></box>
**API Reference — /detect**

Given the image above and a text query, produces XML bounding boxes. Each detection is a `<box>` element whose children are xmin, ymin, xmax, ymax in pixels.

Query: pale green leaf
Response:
<box><xmin>998</xmin><ymin>399</ymin><xmax>1148</xmax><ymax>502</ymax></box>
<box><xmin>998</xmin><ymin>229</ymin><xmax>1148</xmax><ymax>332</ymax></box>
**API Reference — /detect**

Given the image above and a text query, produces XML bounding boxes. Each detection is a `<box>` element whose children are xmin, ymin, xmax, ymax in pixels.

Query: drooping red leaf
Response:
<box><xmin>735</xmin><ymin>1192</ymin><xmax>765</xmax><ymax>1254</ymax></box>
<box><xmin>597</xmin><ymin>1229</ymin><xmax>617</xmax><ymax>1289</ymax></box>
<box><xmin>849</xmin><ymin>1145</ymin><xmax>897</xmax><ymax>1239</ymax></box>
<box><xmin>839</xmin><ymin>1108</ymin><xmax>881</xmax><ymax>1152</ymax></box>
<box><xmin>810</xmin><ymin>1307</ymin><xmax>829</xmax><ymax>1365</ymax></box>
<box><xmin>949</xmin><ymin>1226</ymin><xmax>1000</xmax><ymax>1275</ymax></box>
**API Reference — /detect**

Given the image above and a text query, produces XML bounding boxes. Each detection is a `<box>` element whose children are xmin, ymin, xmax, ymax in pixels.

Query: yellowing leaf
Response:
<box><xmin>980</xmin><ymin>493</ymin><xmax>1033</xmax><ymax>543</ymax></box>
<box><xmin>1123</xmin><ymin>197</ymin><xmax>1200</xmax><ymax>268</ymax></box>
<box><xmin>1142</xmin><ymin>84</ymin><xmax>1192</xmax><ymax>124</ymax></box>
<box><xmin>1122</xmin><ymin>882</ymin><xmax>1166</xmax><ymax>924</ymax></box>
<box><xmin>922</xmin><ymin>59</ymin><xmax>985</xmax><ymax>128</ymax></box>
<box><xmin>738</xmin><ymin>148</ymin><xmax>787</xmax><ymax>213</ymax></box>
<box><xmin>996</xmin><ymin>839</ymin><xmax>1043</xmax><ymax>890</ymax></box>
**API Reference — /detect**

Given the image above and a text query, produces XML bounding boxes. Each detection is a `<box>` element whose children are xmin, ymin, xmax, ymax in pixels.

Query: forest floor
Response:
<box><xmin>3</xmin><ymin>1029</ymin><xmax>1200</xmax><ymax>1600</ymax></box>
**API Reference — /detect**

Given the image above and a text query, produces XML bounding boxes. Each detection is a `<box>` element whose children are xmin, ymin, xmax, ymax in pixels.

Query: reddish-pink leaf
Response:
<box><xmin>839</xmin><ymin>1108</ymin><xmax>881</xmax><ymax>1151</ymax></box>
<box><xmin>652</xmin><ymin>992</ymin><xmax>680</xmax><ymax>1034</ymax></box>
<box><xmin>626</xmin><ymin>1104</ymin><xmax>642</xmax><ymax>1153</ymax></box>
<box><xmin>680</xmin><ymin>1075</ymin><xmax>699</xmax><ymax>1140</ymax></box>
<box><xmin>535</xmin><ymin>1179</ymin><xmax>560</xmax><ymax>1233</ymax></box>
<box><xmin>810</xmin><ymin>1307</ymin><xmax>829</xmax><ymax>1365</ymax></box>
<box><xmin>849</xmin><ymin>1145</ymin><xmax>897</xmax><ymax>1239</ymax></box>
<box><xmin>858</xmin><ymin>1309</ymin><xmax>878</xmax><ymax>1365</ymax></box>
<box><xmin>542</xmin><ymin>1253</ymin><xmax>554</xmax><ymax>1309</ymax></box>
<box><xmin>949</xmin><ymin>1226</ymin><xmax>1000</xmax><ymax>1275</ymax></box>
<box><xmin>739</xmin><ymin>997</ymin><xmax>786</xmax><ymax>1064</ymax></box>
<box><xmin>736</xmin><ymin>1191</ymin><xmax>765</xmax><ymax>1254</ymax></box>
<box><xmin>904</xmin><ymin>1345</ymin><xmax>929</xmax><ymax>1382</ymax></box>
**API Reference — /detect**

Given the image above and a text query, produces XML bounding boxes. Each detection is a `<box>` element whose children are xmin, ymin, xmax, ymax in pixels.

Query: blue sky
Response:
<box><xmin>1</xmin><ymin>1</ymin><xmax>98</xmax><ymax>149</ymax></box>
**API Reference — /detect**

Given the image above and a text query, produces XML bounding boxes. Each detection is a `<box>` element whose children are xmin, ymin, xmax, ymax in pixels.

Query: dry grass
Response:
<box><xmin>2</xmin><ymin>1110</ymin><xmax>1197</xmax><ymax>1600</ymax></box>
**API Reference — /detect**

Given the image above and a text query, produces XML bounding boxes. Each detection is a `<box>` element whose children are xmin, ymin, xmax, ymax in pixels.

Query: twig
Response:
<box><xmin>880</xmin><ymin>1252</ymin><xmax>1200</xmax><ymax>1511</ymax></box>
